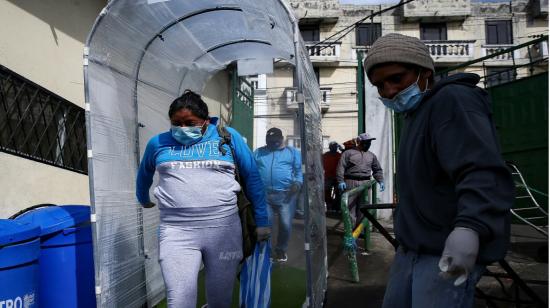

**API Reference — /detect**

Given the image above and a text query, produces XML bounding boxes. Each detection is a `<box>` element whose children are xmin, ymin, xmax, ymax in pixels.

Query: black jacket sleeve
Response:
<box><xmin>430</xmin><ymin>85</ymin><xmax>514</xmax><ymax>242</ymax></box>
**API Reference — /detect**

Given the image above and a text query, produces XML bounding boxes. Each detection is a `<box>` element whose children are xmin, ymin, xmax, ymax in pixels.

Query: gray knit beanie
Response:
<box><xmin>364</xmin><ymin>33</ymin><xmax>434</xmax><ymax>77</ymax></box>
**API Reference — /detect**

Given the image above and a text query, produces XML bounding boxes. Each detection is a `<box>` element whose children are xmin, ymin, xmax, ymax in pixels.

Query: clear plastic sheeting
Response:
<box><xmin>84</xmin><ymin>0</ymin><xmax>326</xmax><ymax>307</ymax></box>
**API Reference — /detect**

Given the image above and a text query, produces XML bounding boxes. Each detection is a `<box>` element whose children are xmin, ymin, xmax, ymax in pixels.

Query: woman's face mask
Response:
<box><xmin>171</xmin><ymin>121</ymin><xmax>206</xmax><ymax>145</ymax></box>
<box><xmin>379</xmin><ymin>73</ymin><xmax>428</xmax><ymax>113</ymax></box>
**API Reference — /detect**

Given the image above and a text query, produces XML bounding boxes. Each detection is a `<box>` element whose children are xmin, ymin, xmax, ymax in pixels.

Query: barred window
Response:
<box><xmin>0</xmin><ymin>65</ymin><xmax>87</xmax><ymax>174</ymax></box>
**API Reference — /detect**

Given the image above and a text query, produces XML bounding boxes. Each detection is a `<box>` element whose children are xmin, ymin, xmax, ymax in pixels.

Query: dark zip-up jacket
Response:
<box><xmin>395</xmin><ymin>73</ymin><xmax>514</xmax><ymax>264</ymax></box>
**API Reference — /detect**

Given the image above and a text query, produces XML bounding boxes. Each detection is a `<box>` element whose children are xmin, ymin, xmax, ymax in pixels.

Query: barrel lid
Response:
<box><xmin>14</xmin><ymin>205</ymin><xmax>91</xmax><ymax>236</ymax></box>
<box><xmin>0</xmin><ymin>220</ymin><xmax>40</xmax><ymax>246</ymax></box>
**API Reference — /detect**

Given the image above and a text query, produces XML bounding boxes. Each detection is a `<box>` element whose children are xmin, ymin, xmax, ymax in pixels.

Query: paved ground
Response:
<box><xmin>156</xmin><ymin>216</ymin><xmax>547</xmax><ymax>307</ymax></box>
<box><xmin>324</xmin><ymin>216</ymin><xmax>548</xmax><ymax>308</ymax></box>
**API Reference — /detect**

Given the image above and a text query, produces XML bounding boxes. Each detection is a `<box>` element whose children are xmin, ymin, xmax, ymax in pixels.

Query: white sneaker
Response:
<box><xmin>273</xmin><ymin>252</ymin><xmax>288</xmax><ymax>263</ymax></box>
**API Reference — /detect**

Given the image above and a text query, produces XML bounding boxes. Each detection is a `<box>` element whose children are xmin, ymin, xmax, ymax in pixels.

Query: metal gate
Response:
<box><xmin>490</xmin><ymin>73</ymin><xmax>548</xmax><ymax>209</ymax></box>
<box><xmin>231</xmin><ymin>71</ymin><xmax>254</xmax><ymax>148</ymax></box>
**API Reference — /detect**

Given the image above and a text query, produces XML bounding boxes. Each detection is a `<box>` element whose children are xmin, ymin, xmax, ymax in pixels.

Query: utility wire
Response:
<box><xmin>311</xmin><ymin>0</ymin><xmax>415</xmax><ymax>52</ymax></box>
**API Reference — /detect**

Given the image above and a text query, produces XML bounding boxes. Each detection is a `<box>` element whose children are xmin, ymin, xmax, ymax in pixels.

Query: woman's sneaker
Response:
<box><xmin>273</xmin><ymin>251</ymin><xmax>288</xmax><ymax>263</ymax></box>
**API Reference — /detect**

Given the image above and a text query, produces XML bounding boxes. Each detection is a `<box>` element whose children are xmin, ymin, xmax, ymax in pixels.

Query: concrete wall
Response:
<box><xmin>262</xmin><ymin>67</ymin><xmax>297</xmax><ymax>149</ymax></box>
<box><xmin>0</xmin><ymin>0</ymin><xmax>106</xmax><ymax>107</ymax></box>
<box><xmin>203</xmin><ymin>70</ymin><xmax>231</xmax><ymax>125</ymax></box>
<box><xmin>403</xmin><ymin>0</ymin><xmax>471</xmax><ymax>20</ymax></box>
<box><xmin>0</xmin><ymin>152</ymin><xmax>90</xmax><ymax>218</ymax></box>
<box><xmin>0</xmin><ymin>0</ymin><xmax>106</xmax><ymax>217</ymax></box>
<box><xmin>319</xmin><ymin>66</ymin><xmax>358</xmax><ymax>145</ymax></box>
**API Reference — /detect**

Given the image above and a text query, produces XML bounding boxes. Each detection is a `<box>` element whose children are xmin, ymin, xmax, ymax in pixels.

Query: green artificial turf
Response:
<box><xmin>154</xmin><ymin>264</ymin><xmax>307</xmax><ymax>308</ymax></box>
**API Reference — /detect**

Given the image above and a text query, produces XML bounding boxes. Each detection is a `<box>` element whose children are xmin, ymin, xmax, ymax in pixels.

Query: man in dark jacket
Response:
<box><xmin>364</xmin><ymin>33</ymin><xmax>514</xmax><ymax>308</ymax></box>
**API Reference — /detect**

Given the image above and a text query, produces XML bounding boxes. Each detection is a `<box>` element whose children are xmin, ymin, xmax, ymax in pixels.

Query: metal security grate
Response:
<box><xmin>0</xmin><ymin>65</ymin><xmax>87</xmax><ymax>174</ymax></box>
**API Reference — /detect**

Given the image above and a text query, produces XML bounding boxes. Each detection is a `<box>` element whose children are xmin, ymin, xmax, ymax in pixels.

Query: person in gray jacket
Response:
<box><xmin>336</xmin><ymin>133</ymin><xmax>385</xmax><ymax>227</ymax></box>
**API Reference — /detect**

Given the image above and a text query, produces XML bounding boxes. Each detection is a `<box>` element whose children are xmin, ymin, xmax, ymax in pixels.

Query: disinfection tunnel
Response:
<box><xmin>84</xmin><ymin>0</ymin><xmax>327</xmax><ymax>307</ymax></box>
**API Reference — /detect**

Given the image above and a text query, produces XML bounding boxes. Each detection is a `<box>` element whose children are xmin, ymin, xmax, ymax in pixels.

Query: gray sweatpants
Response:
<box><xmin>158</xmin><ymin>213</ymin><xmax>242</xmax><ymax>308</ymax></box>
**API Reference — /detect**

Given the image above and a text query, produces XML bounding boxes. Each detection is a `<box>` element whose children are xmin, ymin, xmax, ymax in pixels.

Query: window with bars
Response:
<box><xmin>0</xmin><ymin>65</ymin><xmax>87</xmax><ymax>174</ymax></box>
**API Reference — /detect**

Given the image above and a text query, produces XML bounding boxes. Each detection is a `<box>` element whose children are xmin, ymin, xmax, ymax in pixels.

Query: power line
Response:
<box><xmin>312</xmin><ymin>0</ymin><xmax>415</xmax><ymax>54</ymax></box>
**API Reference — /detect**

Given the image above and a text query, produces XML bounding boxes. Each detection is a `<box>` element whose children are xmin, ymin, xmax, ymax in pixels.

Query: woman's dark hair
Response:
<box><xmin>168</xmin><ymin>90</ymin><xmax>209</xmax><ymax>119</ymax></box>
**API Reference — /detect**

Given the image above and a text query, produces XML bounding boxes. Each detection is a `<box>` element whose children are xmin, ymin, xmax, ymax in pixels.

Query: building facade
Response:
<box><xmin>0</xmin><ymin>0</ymin><xmax>106</xmax><ymax>217</ymax></box>
<box><xmin>0</xmin><ymin>0</ymin><xmax>547</xmax><ymax>217</ymax></box>
<box><xmin>253</xmin><ymin>0</ymin><xmax>548</xmax><ymax>151</ymax></box>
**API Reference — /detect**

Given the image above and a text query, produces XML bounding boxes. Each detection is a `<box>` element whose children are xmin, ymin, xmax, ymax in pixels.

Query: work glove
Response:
<box><xmin>438</xmin><ymin>227</ymin><xmax>479</xmax><ymax>286</ymax></box>
<box><xmin>290</xmin><ymin>182</ymin><xmax>302</xmax><ymax>193</ymax></box>
<box><xmin>379</xmin><ymin>181</ymin><xmax>385</xmax><ymax>192</ymax></box>
<box><xmin>142</xmin><ymin>201</ymin><xmax>156</xmax><ymax>208</ymax></box>
<box><xmin>256</xmin><ymin>226</ymin><xmax>271</xmax><ymax>242</ymax></box>
<box><xmin>338</xmin><ymin>182</ymin><xmax>347</xmax><ymax>192</ymax></box>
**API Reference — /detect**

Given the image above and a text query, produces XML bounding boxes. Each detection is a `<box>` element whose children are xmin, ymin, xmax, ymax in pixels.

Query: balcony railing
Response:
<box><xmin>305</xmin><ymin>42</ymin><xmax>341</xmax><ymax>61</ymax></box>
<box><xmin>423</xmin><ymin>40</ymin><xmax>476</xmax><ymax>60</ymax></box>
<box><xmin>351</xmin><ymin>46</ymin><xmax>372</xmax><ymax>60</ymax></box>
<box><xmin>481</xmin><ymin>45</ymin><xmax>520</xmax><ymax>61</ymax></box>
<box><xmin>286</xmin><ymin>87</ymin><xmax>330</xmax><ymax>111</ymax></box>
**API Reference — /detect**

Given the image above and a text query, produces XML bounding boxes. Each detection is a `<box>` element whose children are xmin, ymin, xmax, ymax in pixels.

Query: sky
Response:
<box><xmin>338</xmin><ymin>0</ymin><xmax>510</xmax><ymax>4</ymax></box>
<box><xmin>339</xmin><ymin>0</ymin><xmax>400</xmax><ymax>4</ymax></box>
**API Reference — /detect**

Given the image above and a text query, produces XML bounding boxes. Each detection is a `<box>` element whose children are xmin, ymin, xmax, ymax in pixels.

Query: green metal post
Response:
<box><xmin>363</xmin><ymin>187</ymin><xmax>371</xmax><ymax>252</ymax></box>
<box><xmin>357</xmin><ymin>50</ymin><xmax>365</xmax><ymax>135</ymax></box>
<box><xmin>361</xmin><ymin>182</ymin><xmax>377</xmax><ymax>252</ymax></box>
<box><xmin>340</xmin><ymin>181</ymin><xmax>377</xmax><ymax>282</ymax></box>
<box><xmin>340</xmin><ymin>190</ymin><xmax>359</xmax><ymax>282</ymax></box>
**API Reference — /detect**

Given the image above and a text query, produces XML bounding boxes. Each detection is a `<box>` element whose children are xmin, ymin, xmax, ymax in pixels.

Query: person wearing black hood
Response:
<box><xmin>364</xmin><ymin>33</ymin><xmax>514</xmax><ymax>308</ymax></box>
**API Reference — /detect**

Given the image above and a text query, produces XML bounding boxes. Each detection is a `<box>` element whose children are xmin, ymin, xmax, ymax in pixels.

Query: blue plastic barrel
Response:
<box><xmin>0</xmin><ymin>219</ymin><xmax>40</xmax><ymax>308</ymax></box>
<box><xmin>15</xmin><ymin>205</ymin><xmax>96</xmax><ymax>308</ymax></box>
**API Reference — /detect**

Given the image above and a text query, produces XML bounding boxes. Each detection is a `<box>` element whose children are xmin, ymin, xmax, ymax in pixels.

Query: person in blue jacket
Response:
<box><xmin>254</xmin><ymin>127</ymin><xmax>303</xmax><ymax>263</ymax></box>
<box><xmin>136</xmin><ymin>90</ymin><xmax>271</xmax><ymax>308</ymax></box>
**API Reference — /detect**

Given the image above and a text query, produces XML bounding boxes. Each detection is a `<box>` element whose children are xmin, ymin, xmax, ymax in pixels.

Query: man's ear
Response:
<box><xmin>421</xmin><ymin>69</ymin><xmax>433</xmax><ymax>81</ymax></box>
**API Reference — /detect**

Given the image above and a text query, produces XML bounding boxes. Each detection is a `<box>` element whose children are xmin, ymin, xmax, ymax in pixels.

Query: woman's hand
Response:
<box><xmin>256</xmin><ymin>227</ymin><xmax>271</xmax><ymax>241</ymax></box>
<box><xmin>142</xmin><ymin>201</ymin><xmax>156</xmax><ymax>208</ymax></box>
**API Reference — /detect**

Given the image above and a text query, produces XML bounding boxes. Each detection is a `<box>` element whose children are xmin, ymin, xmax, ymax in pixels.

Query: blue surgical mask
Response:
<box><xmin>380</xmin><ymin>73</ymin><xmax>428</xmax><ymax>113</ymax></box>
<box><xmin>170</xmin><ymin>121</ymin><xmax>206</xmax><ymax>145</ymax></box>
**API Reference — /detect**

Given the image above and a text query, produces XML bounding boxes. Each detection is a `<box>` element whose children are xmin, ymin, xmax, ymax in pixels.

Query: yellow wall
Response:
<box><xmin>0</xmin><ymin>0</ymin><xmax>106</xmax><ymax>107</ymax></box>
<box><xmin>0</xmin><ymin>0</ymin><xmax>106</xmax><ymax>217</ymax></box>
<box><xmin>203</xmin><ymin>70</ymin><xmax>231</xmax><ymax>124</ymax></box>
<box><xmin>0</xmin><ymin>152</ymin><xmax>90</xmax><ymax>217</ymax></box>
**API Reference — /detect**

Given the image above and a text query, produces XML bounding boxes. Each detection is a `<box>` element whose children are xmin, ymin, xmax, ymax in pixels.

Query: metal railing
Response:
<box><xmin>340</xmin><ymin>180</ymin><xmax>377</xmax><ymax>283</ymax></box>
<box><xmin>437</xmin><ymin>35</ymin><xmax>549</xmax><ymax>87</ymax></box>
<box><xmin>507</xmin><ymin>161</ymin><xmax>548</xmax><ymax>237</ymax></box>
<box><xmin>0</xmin><ymin>64</ymin><xmax>87</xmax><ymax>174</ymax></box>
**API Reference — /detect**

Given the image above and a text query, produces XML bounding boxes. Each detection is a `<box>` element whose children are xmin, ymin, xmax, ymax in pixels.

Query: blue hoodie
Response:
<box><xmin>136</xmin><ymin>118</ymin><xmax>269</xmax><ymax>227</ymax></box>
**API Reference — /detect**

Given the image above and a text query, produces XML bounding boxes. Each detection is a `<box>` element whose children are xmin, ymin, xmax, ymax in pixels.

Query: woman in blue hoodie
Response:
<box><xmin>136</xmin><ymin>90</ymin><xmax>270</xmax><ymax>308</ymax></box>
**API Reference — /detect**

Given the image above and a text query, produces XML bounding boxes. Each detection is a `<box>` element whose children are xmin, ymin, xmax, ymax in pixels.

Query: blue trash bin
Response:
<box><xmin>0</xmin><ymin>219</ymin><xmax>40</xmax><ymax>308</ymax></box>
<box><xmin>15</xmin><ymin>205</ymin><xmax>96</xmax><ymax>308</ymax></box>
